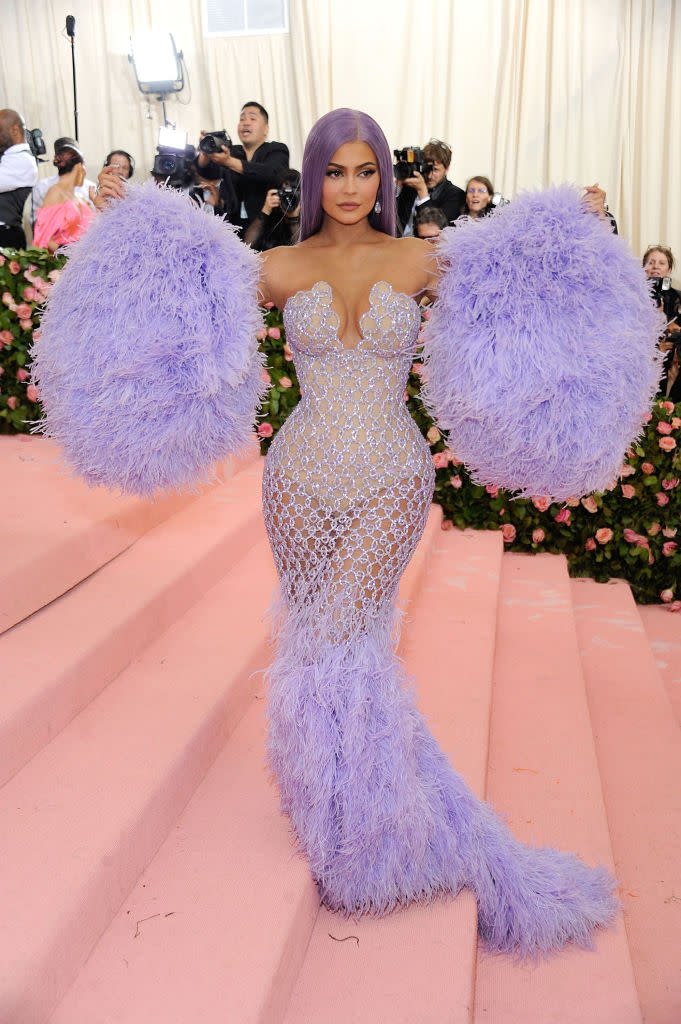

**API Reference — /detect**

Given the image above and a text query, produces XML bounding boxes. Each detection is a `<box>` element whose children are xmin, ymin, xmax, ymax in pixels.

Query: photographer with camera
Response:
<box><xmin>244</xmin><ymin>168</ymin><xmax>300</xmax><ymax>251</ymax></box>
<box><xmin>642</xmin><ymin>245</ymin><xmax>681</xmax><ymax>400</ymax></box>
<box><xmin>0</xmin><ymin>109</ymin><xmax>39</xmax><ymax>248</ymax></box>
<box><xmin>196</xmin><ymin>102</ymin><xmax>289</xmax><ymax>234</ymax></box>
<box><xmin>395</xmin><ymin>139</ymin><xmax>464</xmax><ymax>236</ymax></box>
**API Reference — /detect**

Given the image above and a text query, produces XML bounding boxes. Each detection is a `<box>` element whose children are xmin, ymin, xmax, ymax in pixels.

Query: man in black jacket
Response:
<box><xmin>197</xmin><ymin>101</ymin><xmax>289</xmax><ymax>234</ymax></box>
<box><xmin>396</xmin><ymin>139</ymin><xmax>464</xmax><ymax>236</ymax></box>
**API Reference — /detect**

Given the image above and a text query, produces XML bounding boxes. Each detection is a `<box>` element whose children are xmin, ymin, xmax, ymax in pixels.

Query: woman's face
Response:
<box><xmin>108</xmin><ymin>153</ymin><xmax>132</xmax><ymax>179</ymax></box>
<box><xmin>466</xmin><ymin>180</ymin><xmax>490</xmax><ymax>215</ymax></box>
<box><xmin>321</xmin><ymin>141</ymin><xmax>379</xmax><ymax>226</ymax></box>
<box><xmin>644</xmin><ymin>249</ymin><xmax>671</xmax><ymax>278</ymax></box>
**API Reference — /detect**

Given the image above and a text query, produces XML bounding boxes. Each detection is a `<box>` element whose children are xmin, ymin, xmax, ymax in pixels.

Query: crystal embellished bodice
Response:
<box><xmin>263</xmin><ymin>280</ymin><xmax>435</xmax><ymax>511</ymax></box>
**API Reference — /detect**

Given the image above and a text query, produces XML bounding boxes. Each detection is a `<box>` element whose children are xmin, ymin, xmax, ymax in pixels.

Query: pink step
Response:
<box><xmin>48</xmin><ymin>702</ymin><xmax>320</xmax><ymax>1024</ymax></box>
<box><xmin>45</xmin><ymin>509</ymin><xmax>445</xmax><ymax>1024</ymax></box>
<box><xmin>474</xmin><ymin>555</ymin><xmax>641</xmax><ymax>1024</ymax></box>
<box><xmin>0</xmin><ymin>536</ymin><xmax>277</xmax><ymax>1024</ymax></box>
<box><xmin>572</xmin><ymin>579</ymin><xmax>681</xmax><ymax>1023</ymax></box>
<box><xmin>0</xmin><ymin>434</ymin><xmax>258</xmax><ymax>634</ymax></box>
<box><xmin>283</xmin><ymin>528</ymin><xmax>504</xmax><ymax>1024</ymax></box>
<box><xmin>0</xmin><ymin>460</ymin><xmax>265</xmax><ymax>788</ymax></box>
<box><xmin>639</xmin><ymin>603</ymin><xmax>681</xmax><ymax>729</ymax></box>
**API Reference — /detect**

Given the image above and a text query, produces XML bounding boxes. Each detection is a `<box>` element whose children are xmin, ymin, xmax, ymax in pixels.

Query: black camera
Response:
<box><xmin>199</xmin><ymin>131</ymin><xmax>232</xmax><ymax>155</ymax></box>
<box><xmin>26</xmin><ymin>128</ymin><xmax>46</xmax><ymax>161</ymax></box>
<box><xmin>152</xmin><ymin>146</ymin><xmax>196</xmax><ymax>187</ymax></box>
<box><xmin>277</xmin><ymin>184</ymin><xmax>300</xmax><ymax>214</ymax></box>
<box><xmin>393</xmin><ymin>147</ymin><xmax>433</xmax><ymax>181</ymax></box>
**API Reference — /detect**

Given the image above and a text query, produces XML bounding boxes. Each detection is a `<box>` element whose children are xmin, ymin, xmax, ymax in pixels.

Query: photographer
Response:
<box><xmin>197</xmin><ymin>101</ymin><xmax>289</xmax><ymax>234</ymax></box>
<box><xmin>396</xmin><ymin>139</ymin><xmax>464</xmax><ymax>236</ymax></box>
<box><xmin>413</xmin><ymin>205</ymin><xmax>448</xmax><ymax>243</ymax></box>
<box><xmin>244</xmin><ymin>169</ymin><xmax>300</xmax><ymax>251</ymax></box>
<box><xmin>642</xmin><ymin>245</ymin><xmax>681</xmax><ymax>399</ymax></box>
<box><xmin>0</xmin><ymin>108</ymin><xmax>38</xmax><ymax>248</ymax></box>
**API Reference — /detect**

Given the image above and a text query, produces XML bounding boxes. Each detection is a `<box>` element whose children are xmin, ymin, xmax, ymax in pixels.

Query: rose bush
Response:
<box><xmin>4</xmin><ymin>266</ymin><xmax>679</xmax><ymax>609</ymax></box>
<box><xmin>0</xmin><ymin>247</ymin><xmax>66</xmax><ymax>433</ymax></box>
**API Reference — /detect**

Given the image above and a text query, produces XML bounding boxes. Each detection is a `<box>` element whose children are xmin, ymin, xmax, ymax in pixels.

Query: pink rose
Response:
<box><xmin>532</xmin><ymin>528</ymin><xmax>545</xmax><ymax>543</ymax></box>
<box><xmin>260</xmin><ymin>369</ymin><xmax>271</xmax><ymax>384</ymax></box>
<box><xmin>581</xmin><ymin>496</ymin><xmax>598</xmax><ymax>513</ymax></box>
<box><xmin>432</xmin><ymin>452</ymin><xmax>448</xmax><ymax>469</ymax></box>
<box><xmin>411</xmin><ymin>362</ymin><xmax>422</xmax><ymax>375</ymax></box>
<box><xmin>256</xmin><ymin>328</ymin><xmax>266</xmax><ymax>340</ymax></box>
<box><xmin>278</xmin><ymin>376</ymin><xmax>292</xmax><ymax>389</ymax></box>
<box><xmin>441</xmin><ymin>518</ymin><xmax>453</xmax><ymax>531</ymax></box>
<box><xmin>641</xmin><ymin>462</ymin><xmax>655</xmax><ymax>474</ymax></box>
<box><xmin>450</xmin><ymin>475</ymin><xmax>462</xmax><ymax>489</ymax></box>
<box><xmin>6</xmin><ymin>396</ymin><xmax>17</xmax><ymax>410</ymax></box>
<box><xmin>672</xmin><ymin>418</ymin><xmax>681</xmax><ymax>429</ymax></box>
<box><xmin>662</xmin><ymin>478</ymin><xmax>679</xmax><ymax>490</ymax></box>
<box><xmin>647</xmin><ymin>522</ymin><xmax>661</xmax><ymax>536</ymax></box>
<box><xmin>264</xmin><ymin>300</ymin><xmax>274</xmax><ymax>309</ymax></box>
<box><xmin>283</xmin><ymin>343</ymin><xmax>293</xmax><ymax>361</ymax></box>
<box><xmin>659</xmin><ymin>436</ymin><xmax>677</xmax><ymax>452</ymax></box>
<box><xmin>267</xmin><ymin>326</ymin><xmax>281</xmax><ymax>340</ymax></box>
<box><xmin>48</xmin><ymin>269</ymin><xmax>61</xmax><ymax>283</ymax></box>
<box><xmin>26</xmin><ymin>383</ymin><xmax>39</xmax><ymax>403</ymax></box>
<box><xmin>22</xmin><ymin>286</ymin><xmax>36</xmax><ymax>302</ymax></box>
<box><xmin>2</xmin><ymin>291</ymin><xmax>15</xmax><ymax>307</ymax></box>
<box><xmin>14</xmin><ymin>302</ymin><xmax>31</xmax><ymax>320</ymax></box>
<box><xmin>499</xmin><ymin>508</ymin><xmax>505</xmax><ymax>516</ymax></box>
<box><xmin>584</xmin><ymin>537</ymin><xmax>597</xmax><ymax>551</ymax></box>
<box><xmin>662</xmin><ymin>527</ymin><xmax>677</xmax><ymax>538</ymax></box>
<box><xmin>658</xmin><ymin>400</ymin><xmax>675</xmax><ymax>412</ymax></box>
<box><xmin>403</xmin><ymin>390</ymin><xmax>409</xmax><ymax>402</ymax></box>
<box><xmin>257</xmin><ymin>422</ymin><xmax>274</xmax><ymax>438</ymax></box>
<box><xmin>643</xmin><ymin>411</ymin><xmax>654</xmax><ymax>423</ymax></box>
<box><xmin>669</xmin><ymin>601</ymin><xmax>681</xmax><ymax>613</ymax></box>
<box><xmin>657</xmin><ymin>421</ymin><xmax>673</xmax><ymax>435</ymax></box>
<box><xmin>622</xmin><ymin>528</ymin><xmax>639</xmax><ymax>543</ymax></box>
<box><xmin>656</xmin><ymin>492</ymin><xmax>670</xmax><ymax>506</ymax></box>
<box><xmin>532</xmin><ymin>496</ymin><xmax>550</xmax><ymax>512</ymax></box>
<box><xmin>595</xmin><ymin>528</ymin><xmax>613</xmax><ymax>544</ymax></box>
<box><xmin>619</xmin><ymin>464</ymin><xmax>636</xmax><ymax>477</ymax></box>
<box><xmin>15</xmin><ymin>367</ymin><xmax>29</xmax><ymax>382</ymax></box>
<box><xmin>421</xmin><ymin>308</ymin><xmax>430</xmax><ymax>320</ymax></box>
<box><xmin>19</xmin><ymin>319</ymin><xmax>32</xmax><ymax>332</ymax></box>
<box><xmin>486</xmin><ymin>484</ymin><xmax>499</xmax><ymax>498</ymax></box>
<box><xmin>9</xmin><ymin>261</ymin><xmax>20</xmax><ymax>274</ymax></box>
<box><xmin>0</xmin><ymin>329</ymin><xmax>13</xmax><ymax>346</ymax></box>
<box><xmin>501</xmin><ymin>523</ymin><xmax>516</xmax><ymax>543</ymax></box>
<box><xmin>426</xmin><ymin>426</ymin><xmax>441</xmax><ymax>444</ymax></box>
<box><xmin>554</xmin><ymin>507</ymin><xmax>571</xmax><ymax>525</ymax></box>
<box><xmin>621</xmin><ymin>483</ymin><xmax>636</xmax><ymax>498</ymax></box>
<box><xmin>660</xmin><ymin>589</ymin><xmax>674</xmax><ymax>603</ymax></box>
<box><xmin>663</xmin><ymin>542</ymin><xmax>678</xmax><ymax>557</ymax></box>
<box><xmin>566</xmin><ymin>497</ymin><xmax>580</xmax><ymax>508</ymax></box>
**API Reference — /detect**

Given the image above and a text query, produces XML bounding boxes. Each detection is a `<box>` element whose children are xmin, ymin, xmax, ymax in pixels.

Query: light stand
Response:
<box><xmin>66</xmin><ymin>14</ymin><xmax>78</xmax><ymax>140</ymax></box>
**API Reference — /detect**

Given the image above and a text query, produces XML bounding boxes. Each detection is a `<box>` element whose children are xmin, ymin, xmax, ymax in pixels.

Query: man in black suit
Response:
<box><xmin>396</xmin><ymin>139</ymin><xmax>465</xmax><ymax>236</ymax></box>
<box><xmin>197</xmin><ymin>101</ymin><xmax>289</xmax><ymax>234</ymax></box>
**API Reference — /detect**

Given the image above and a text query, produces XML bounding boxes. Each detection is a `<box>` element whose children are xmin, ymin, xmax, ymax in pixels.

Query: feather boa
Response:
<box><xmin>31</xmin><ymin>182</ymin><xmax>266</xmax><ymax>496</ymax></box>
<box><xmin>422</xmin><ymin>186</ymin><xmax>664</xmax><ymax>500</ymax></box>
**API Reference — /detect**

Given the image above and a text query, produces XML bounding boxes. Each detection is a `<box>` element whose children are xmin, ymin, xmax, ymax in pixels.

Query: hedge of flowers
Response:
<box><xmin>0</xmin><ymin>247</ymin><xmax>65</xmax><ymax>433</ymax></box>
<box><xmin>2</xmin><ymin>250</ymin><xmax>679</xmax><ymax>608</ymax></box>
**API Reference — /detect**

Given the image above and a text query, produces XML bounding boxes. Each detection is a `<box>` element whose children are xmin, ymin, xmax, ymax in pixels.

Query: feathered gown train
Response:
<box><xmin>262</xmin><ymin>280</ymin><xmax>617</xmax><ymax>958</ymax></box>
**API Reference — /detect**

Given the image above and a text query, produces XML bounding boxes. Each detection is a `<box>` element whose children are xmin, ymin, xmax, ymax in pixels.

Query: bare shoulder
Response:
<box><xmin>258</xmin><ymin>245</ymin><xmax>293</xmax><ymax>306</ymax></box>
<box><xmin>390</xmin><ymin>235</ymin><xmax>439</xmax><ymax>292</ymax></box>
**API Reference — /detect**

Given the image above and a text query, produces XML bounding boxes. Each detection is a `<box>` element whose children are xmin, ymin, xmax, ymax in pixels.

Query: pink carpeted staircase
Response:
<box><xmin>1</xmin><ymin>436</ymin><xmax>679</xmax><ymax>1024</ymax></box>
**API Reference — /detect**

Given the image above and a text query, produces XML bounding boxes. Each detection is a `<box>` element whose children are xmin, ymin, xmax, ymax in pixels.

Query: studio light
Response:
<box><xmin>129</xmin><ymin>32</ymin><xmax>185</xmax><ymax>126</ymax></box>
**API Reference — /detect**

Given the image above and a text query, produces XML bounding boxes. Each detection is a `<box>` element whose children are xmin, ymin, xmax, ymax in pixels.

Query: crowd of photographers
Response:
<box><xmin>1</xmin><ymin>100</ymin><xmax>678</xmax><ymax>397</ymax></box>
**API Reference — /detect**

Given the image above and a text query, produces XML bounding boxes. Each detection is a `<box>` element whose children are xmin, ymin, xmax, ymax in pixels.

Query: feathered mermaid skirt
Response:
<box><xmin>262</xmin><ymin>464</ymin><xmax>618</xmax><ymax>958</ymax></box>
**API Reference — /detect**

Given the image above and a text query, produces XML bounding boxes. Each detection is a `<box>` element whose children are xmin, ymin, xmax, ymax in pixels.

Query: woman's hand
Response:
<box><xmin>89</xmin><ymin>166</ymin><xmax>126</xmax><ymax>211</ymax></box>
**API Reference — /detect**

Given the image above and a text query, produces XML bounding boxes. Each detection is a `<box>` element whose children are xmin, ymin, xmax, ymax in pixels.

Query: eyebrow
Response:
<box><xmin>326</xmin><ymin>160</ymin><xmax>377</xmax><ymax>169</ymax></box>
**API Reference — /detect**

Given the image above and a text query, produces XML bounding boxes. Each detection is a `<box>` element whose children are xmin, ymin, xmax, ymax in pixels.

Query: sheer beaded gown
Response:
<box><xmin>261</xmin><ymin>279</ymin><xmax>617</xmax><ymax>957</ymax></box>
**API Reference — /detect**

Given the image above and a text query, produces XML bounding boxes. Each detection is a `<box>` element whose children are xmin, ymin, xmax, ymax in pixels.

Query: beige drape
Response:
<box><xmin>2</xmin><ymin>0</ymin><xmax>679</xmax><ymax>273</ymax></box>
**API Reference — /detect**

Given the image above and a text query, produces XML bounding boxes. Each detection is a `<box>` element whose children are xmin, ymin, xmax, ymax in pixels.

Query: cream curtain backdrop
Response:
<box><xmin>1</xmin><ymin>0</ymin><xmax>679</xmax><ymax>270</ymax></box>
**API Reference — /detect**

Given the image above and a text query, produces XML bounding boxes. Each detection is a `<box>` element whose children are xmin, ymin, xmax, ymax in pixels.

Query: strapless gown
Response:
<box><xmin>262</xmin><ymin>280</ymin><xmax>617</xmax><ymax>957</ymax></box>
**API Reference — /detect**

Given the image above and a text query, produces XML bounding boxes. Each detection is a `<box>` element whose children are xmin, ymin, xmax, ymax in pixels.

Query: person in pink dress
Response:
<box><xmin>33</xmin><ymin>147</ymin><xmax>94</xmax><ymax>251</ymax></box>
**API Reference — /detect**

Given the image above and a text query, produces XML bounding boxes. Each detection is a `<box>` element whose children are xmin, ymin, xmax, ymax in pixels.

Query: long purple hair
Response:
<box><xmin>299</xmin><ymin>109</ymin><xmax>396</xmax><ymax>240</ymax></box>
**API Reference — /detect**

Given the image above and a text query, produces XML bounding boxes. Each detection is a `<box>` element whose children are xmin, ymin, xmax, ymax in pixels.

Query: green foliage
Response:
<box><xmin>0</xmin><ymin>247</ymin><xmax>66</xmax><ymax>433</ymax></box>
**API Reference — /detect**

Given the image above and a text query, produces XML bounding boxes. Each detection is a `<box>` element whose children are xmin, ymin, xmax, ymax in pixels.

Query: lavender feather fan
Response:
<box><xmin>422</xmin><ymin>186</ymin><xmax>663</xmax><ymax>500</ymax></box>
<box><xmin>31</xmin><ymin>182</ymin><xmax>266</xmax><ymax>496</ymax></box>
